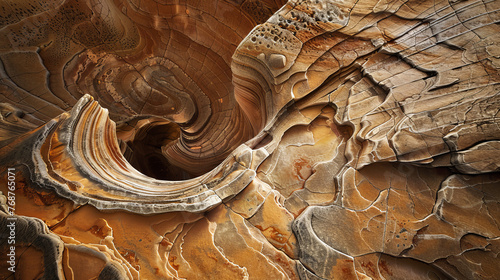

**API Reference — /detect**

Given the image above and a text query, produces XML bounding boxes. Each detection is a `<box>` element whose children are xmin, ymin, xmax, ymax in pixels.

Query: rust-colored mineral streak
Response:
<box><xmin>1</xmin><ymin>0</ymin><xmax>499</xmax><ymax>279</ymax></box>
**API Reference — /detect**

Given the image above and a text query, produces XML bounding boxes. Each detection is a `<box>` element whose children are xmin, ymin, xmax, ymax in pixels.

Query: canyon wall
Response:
<box><xmin>1</xmin><ymin>0</ymin><xmax>499</xmax><ymax>279</ymax></box>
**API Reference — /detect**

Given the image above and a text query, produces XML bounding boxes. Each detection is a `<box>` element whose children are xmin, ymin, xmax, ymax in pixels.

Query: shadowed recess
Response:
<box><xmin>0</xmin><ymin>0</ymin><xmax>287</xmax><ymax>179</ymax></box>
<box><xmin>1</xmin><ymin>0</ymin><xmax>500</xmax><ymax>279</ymax></box>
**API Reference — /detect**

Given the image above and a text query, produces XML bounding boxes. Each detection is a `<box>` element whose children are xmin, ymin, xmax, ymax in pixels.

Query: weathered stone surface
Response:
<box><xmin>1</xmin><ymin>0</ymin><xmax>499</xmax><ymax>279</ymax></box>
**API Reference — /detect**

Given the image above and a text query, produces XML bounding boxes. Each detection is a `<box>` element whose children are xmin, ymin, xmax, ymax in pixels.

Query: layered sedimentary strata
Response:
<box><xmin>1</xmin><ymin>0</ymin><xmax>500</xmax><ymax>279</ymax></box>
<box><xmin>0</xmin><ymin>0</ymin><xmax>286</xmax><ymax>178</ymax></box>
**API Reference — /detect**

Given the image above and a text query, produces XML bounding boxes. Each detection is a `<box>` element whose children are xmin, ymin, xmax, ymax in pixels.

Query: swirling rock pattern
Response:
<box><xmin>1</xmin><ymin>0</ymin><xmax>500</xmax><ymax>279</ymax></box>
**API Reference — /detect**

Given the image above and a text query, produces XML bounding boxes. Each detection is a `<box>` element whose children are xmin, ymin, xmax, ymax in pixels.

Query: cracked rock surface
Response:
<box><xmin>1</xmin><ymin>0</ymin><xmax>499</xmax><ymax>279</ymax></box>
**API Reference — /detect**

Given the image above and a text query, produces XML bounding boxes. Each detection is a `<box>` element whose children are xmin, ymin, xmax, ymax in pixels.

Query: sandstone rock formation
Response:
<box><xmin>1</xmin><ymin>0</ymin><xmax>499</xmax><ymax>279</ymax></box>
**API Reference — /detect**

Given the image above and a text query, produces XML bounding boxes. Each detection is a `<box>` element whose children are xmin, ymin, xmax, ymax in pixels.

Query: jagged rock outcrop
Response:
<box><xmin>1</xmin><ymin>0</ymin><xmax>499</xmax><ymax>279</ymax></box>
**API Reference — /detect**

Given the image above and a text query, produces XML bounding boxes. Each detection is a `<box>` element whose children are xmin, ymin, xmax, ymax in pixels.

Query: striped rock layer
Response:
<box><xmin>1</xmin><ymin>0</ymin><xmax>499</xmax><ymax>279</ymax></box>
